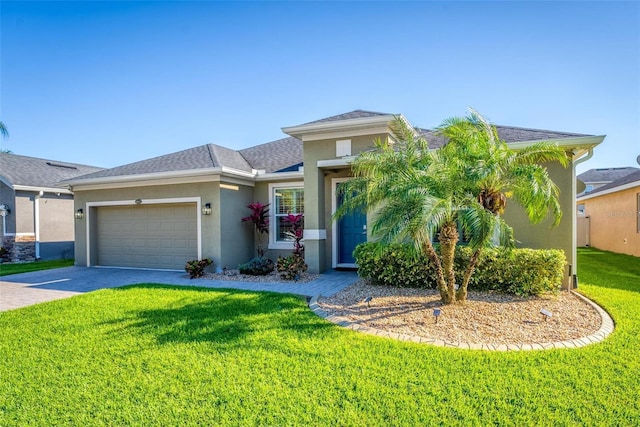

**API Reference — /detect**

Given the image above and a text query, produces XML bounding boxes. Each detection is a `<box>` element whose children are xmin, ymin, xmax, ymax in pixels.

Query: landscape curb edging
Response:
<box><xmin>308</xmin><ymin>291</ymin><xmax>615</xmax><ymax>351</ymax></box>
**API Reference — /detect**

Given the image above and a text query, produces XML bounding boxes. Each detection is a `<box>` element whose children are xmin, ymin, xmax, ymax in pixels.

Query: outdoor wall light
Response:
<box><xmin>202</xmin><ymin>203</ymin><xmax>212</xmax><ymax>216</ymax></box>
<box><xmin>74</xmin><ymin>208</ymin><xmax>84</xmax><ymax>220</ymax></box>
<box><xmin>0</xmin><ymin>204</ymin><xmax>10</xmax><ymax>216</ymax></box>
<box><xmin>540</xmin><ymin>308</ymin><xmax>553</xmax><ymax>321</ymax></box>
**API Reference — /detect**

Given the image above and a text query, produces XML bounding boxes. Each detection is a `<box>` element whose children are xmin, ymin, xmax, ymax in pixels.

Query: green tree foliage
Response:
<box><xmin>335</xmin><ymin>110</ymin><xmax>568</xmax><ymax>304</ymax></box>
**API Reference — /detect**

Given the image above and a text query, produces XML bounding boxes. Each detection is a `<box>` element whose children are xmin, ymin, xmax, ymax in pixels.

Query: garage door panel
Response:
<box><xmin>96</xmin><ymin>203</ymin><xmax>198</xmax><ymax>270</ymax></box>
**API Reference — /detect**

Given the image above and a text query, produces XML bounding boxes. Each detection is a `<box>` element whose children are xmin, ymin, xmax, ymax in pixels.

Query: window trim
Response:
<box><xmin>268</xmin><ymin>182</ymin><xmax>304</xmax><ymax>250</ymax></box>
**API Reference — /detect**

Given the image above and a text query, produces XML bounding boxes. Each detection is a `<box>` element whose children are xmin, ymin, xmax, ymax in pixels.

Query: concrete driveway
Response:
<box><xmin>0</xmin><ymin>266</ymin><xmax>358</xmax><ymax>312</ymax></box>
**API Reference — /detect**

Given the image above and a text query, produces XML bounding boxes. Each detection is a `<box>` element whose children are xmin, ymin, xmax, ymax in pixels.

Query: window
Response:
<box><xmin>585</xmin><ymin>185</ymin><xmax>594</xmax><ymax>193</ymax></box>
<box><xmin>269</xmin><ymin>183</ymin><xmax>304</xmax><ymax>249</ymax></box>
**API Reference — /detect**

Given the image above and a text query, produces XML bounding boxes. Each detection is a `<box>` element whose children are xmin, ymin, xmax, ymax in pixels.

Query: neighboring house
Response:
<box><xmin>0</xmin><ymin>153</ymin><xmax>104</xmax><ymax>262</ymax></box>
<box><xmin>66</xmin><ymin>110</ymin><xmax>605</xmax><ymax>289</ymax></box>
<box><xmin>576</xmin><ymin>169</ymin><xmax>640</xmax><ymax>257</ymax></box>
<box><xmin>577</xmin><ymin>167</ymin><xmax>638</xmax><ymax>199</ymax></box>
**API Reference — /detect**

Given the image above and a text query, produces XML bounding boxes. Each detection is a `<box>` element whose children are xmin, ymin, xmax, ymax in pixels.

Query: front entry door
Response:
<box><xmin>337</xmin><ymin>190</ymin><xmax>367</xmax><ymax>266</ymax></box>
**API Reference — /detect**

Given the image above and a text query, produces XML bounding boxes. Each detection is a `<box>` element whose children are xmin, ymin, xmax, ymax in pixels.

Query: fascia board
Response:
<box><xmin>254</xmin><ymin>171</ymin><xmax>304</xmax><ymax>182</ymax></box>
<box><xmin>282</xmin><ymin>115</ymin><xmax>397</xmax><ymax>139</ymax></box>
<box><xmin>67</xmin><ymin>167</ymin><xmax>256</xmax><ymax>188</ymax></box>
<box><xmin>13</xmin><ymin>185</ymin><xmax>73</xmax><ymax>195</ymax></box>
<box><xmin>507</xmin><ymin>135</ymin><xmax>606</xmax><ymax>151</ymax></box>
<box><xmin>577</xmin><ymin>180</ymin><xmax>640</xmax><ymax>201</ymax></box>
<box><xmin>317</xmin><ymin>157</ymin><xmax>355</xmax><ymax>168</ymax></box>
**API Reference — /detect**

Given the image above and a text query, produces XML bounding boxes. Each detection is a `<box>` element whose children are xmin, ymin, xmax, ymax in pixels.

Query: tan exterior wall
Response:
<box><xmin>580</xmin><ymin>186</ymin><xmax>640</xmax><ymax>257</ymax></box>
<box><xmin>303</xmin><ymin>133</ymin><xmax>389</xmax><ymax>273</ymax></box>
<box><xmin>73</xmin><ymin>182</ymin><xmax>220</xmax><ymax>267</ymax></box>
<box><xmin>74</xmin><ymin>180</ymin><xmax>257</xmax><ymax>270</ymax></box>
<box><xmin>219</xmin><ymin>182</ymin><xmax>255</xmax><ymax>269</ymax></box>
<box><xmin>39</xmin><ymin>194</ymin><xmax>75</xmax><ymax>242</ymax></box>
<box><xmin>15</xmin><ymin>191</ymin><xmax>34</xmax><ymax>234</ymax></box>
<box><xmin>502</xmin><ymin>161</ymin><xmax>574</xmax><ymax>287</ymax></box>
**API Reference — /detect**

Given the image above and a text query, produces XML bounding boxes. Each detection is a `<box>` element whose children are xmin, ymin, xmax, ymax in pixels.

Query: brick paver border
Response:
<box><xmin>308</xmin><ymin>291</ymin><xmax>615</xmax><ymax>351</ymax></box>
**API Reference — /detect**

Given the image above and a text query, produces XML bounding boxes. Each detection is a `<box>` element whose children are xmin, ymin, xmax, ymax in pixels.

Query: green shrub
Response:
<box><xmin>354</xmin><ymin>242</ymin><xmax>437</xmax><ymax>288</ymax></box>
<box><xmin>354</xmin><ymin>242</ymin><xmax>565</xmax><ymax>296</ymax></box>
<box><xmin>239</xmin><ymin>257</ymin><xmax>274</xmax><ymax>276</ymax></box>
<box><xmin>454</xmin><ymin>246</ymin><xmax>565</xmax><ymax>296</ymax></box>
<box><xmin>276</xmin><ymin>254</ymin><xmax>308</xmax><ymax>281</ymax></box>
<box><xmin>185</xmin><ymin>258</ymin><xmax>213</xmax><ymax>279</ymax></box>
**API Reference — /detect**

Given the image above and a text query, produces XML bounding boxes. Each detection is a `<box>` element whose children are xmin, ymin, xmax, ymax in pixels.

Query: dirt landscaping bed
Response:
<box><xmin>318</xmin><ymin>281</ymin><xmax>603</xmax><ymax>346</ymax></box>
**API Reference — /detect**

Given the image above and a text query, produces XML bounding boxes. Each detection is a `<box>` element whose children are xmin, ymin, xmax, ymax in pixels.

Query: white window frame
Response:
<box><xmin>268</xmin><ymin>182</ymin><xmax>304</xmax><ymax>250</ymax></box>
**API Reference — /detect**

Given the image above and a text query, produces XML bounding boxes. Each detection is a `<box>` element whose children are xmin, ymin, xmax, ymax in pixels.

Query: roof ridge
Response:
<box><xmin>206</xmin><ymin>143</ymin><xmax>219</xmax><ymax>167</ymax></box>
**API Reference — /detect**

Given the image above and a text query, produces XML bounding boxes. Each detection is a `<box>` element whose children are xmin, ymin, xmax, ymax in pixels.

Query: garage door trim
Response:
<box><xmin>84</xmin><ymin>197</ymin><xmax>203</xmax><ymax>267</ymax></box>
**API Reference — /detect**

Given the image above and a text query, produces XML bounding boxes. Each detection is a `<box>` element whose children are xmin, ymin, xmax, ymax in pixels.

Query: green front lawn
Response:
<box><xmin>0</xmin><ymin>248</ymin><xmax>638</xmax><ymax>425</ymax></box>
<box><xmin>0</xmin><ymin>259</ymin><xmax>74</xmax><ymax>276</ymax></box>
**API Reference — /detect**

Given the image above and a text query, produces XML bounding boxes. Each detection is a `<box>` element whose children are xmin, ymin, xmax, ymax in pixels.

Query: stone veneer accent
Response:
<box><xmin>1</xmin><ymin>236</ymin><xmax>36</xmax><ymax>263</ymax></box>
<box><xmin>308</xmin><ymin>291</ymin><xmax>615</xmax><ymax>351</ymax></box>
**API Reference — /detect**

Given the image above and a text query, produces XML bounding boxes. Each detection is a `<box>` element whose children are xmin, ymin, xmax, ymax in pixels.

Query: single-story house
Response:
<box><xmin>0</xmin><ymin>152</ymin><xmax>104</xmax><ymax>262</ymax></box>
<box><xmin>66</xmin><ymin>110</ymin><xmax>605</xmax><ymax>288</ymax></box>
<box><xmin>576</xmin><ymin>167</ymin><xmax>638</xmax><ymax>199</ymax></box>
<box><xmin>577</xmin><ymin>169</ymin><xmax>640</xmax><ymax>257</ymax></box>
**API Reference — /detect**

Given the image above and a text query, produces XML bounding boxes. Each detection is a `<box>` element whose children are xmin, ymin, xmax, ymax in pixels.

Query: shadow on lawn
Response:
<box><xmin>109</xmin><ymin>284</ymin><xmax>334</xmax><ymax>348</ymax></box>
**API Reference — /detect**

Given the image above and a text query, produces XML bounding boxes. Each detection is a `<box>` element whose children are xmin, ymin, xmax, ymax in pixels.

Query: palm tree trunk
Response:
<box><xmin>438</xmin><ymin>222</ymin><xmax>459</xmax><ymax>304</ymax></box>
<box><xmin>422</xmin><ymin>240</ymin><xmax>449</xmax><ymax>303</ymax></box>
<box><xmin>456</xmin><ymin>248</ymin><xmax>482</xmax><ymax>303</ymax></box>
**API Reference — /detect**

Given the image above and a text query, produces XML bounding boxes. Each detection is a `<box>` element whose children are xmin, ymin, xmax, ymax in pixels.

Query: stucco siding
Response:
<box><xmin>581</xmin><ymin>186</ymin><xmax>640</xmax><ymax>257</ymax></box>
<box><xmin>502</xmin><ymin>161</ymin><xmax>574</xmax><ymax>286</ymax></box>
<box><xmin>301</xmin><ymin>132</ymin><xmax>398</xmax><ymax>272</ymax></box>
<box><xmin>73</xmin><ymin>182</ymin><xmax>218</xmax><ymax>267</ymax></box>
<box><xmin>219</xmin><ymin>183</ymin><xmax>255</xmax><ymax>270</ymax></box>
<box><xmin>15</xmin><ymin>192</ymin><xmax>34</xmax><ymax>234</ymax></box>
<box><xmin>39</xmin><ymin>194</ymin><xmax>74</xmax><ymax>242</ymax></box>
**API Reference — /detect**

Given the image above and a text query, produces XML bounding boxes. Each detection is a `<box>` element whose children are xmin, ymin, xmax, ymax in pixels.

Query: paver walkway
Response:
<box><xmin>0</xmin><ymin>266</ymin><xmax>359</xmax><ymax>312</ymax></box>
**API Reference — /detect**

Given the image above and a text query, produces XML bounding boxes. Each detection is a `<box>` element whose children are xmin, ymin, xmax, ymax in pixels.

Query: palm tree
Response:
<box><xmin>438</xmin><ymin>109</ymin><xmax>569</xmax><ymax>301</ymax></box>
<box><xmin>335</xmin><ymin>111</ymin><xmax>568</xmax><ymax>305</ymax></box>
<box><xmin>0</xmin><ymin>121</ymin><xmax>8</xmax><ymax>139</ymax></box>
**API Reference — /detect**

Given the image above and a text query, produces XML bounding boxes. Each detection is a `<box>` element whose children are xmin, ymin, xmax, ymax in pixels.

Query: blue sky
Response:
<box><xmin>1</xmin><ymin>1</ymin><xmax>638</xmax><ymax>174</ymax></box>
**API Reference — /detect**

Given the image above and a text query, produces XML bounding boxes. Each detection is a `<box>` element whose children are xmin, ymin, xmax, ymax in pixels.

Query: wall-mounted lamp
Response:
<box><xmin>74</xmin><ymin>208</ymin><xmax>84</xmax><ymax>220</ymax></box>
<box><xmin>201</xmin><ymin>203</ymin><xmax>212</xmax><ymax>216</ymax></box>
<box><xmin>0</xmin><ymin>204</ymin><xmax>10</xmax><ymax>216</ymax></box>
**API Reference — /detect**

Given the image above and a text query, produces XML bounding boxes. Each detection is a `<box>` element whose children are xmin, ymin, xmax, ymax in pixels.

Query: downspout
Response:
<box><xmin>34</xmin><ymin>190</ymin><xmax>44</xmax><ymax>259</ymax></box>
<box><xmin>570</xmin><ymin>147</ymin><xmax>594</xmax><ymax>289</ymax></box>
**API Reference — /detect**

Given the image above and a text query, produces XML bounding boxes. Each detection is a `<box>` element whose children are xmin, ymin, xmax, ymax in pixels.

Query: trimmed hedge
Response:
<box><xmin>354</xmin><ymin>242</ymin><xmax>566</xmax><ymax>296</ymax></box>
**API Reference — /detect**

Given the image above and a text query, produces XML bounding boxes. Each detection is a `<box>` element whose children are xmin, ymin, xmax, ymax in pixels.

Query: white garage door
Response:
<box><xmin>96</xmin><ymin>203</ymin><xmax>198</xmax><ymax>270</ymax></box>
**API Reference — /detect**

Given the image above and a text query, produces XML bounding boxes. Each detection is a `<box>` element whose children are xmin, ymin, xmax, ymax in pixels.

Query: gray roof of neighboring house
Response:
<box><xmin>74</xmin><ymin>144</ymin><xmax>253</xmax><ymax>181</ymax></box>
<box><xmin>68</xmin><ymin>110</ymin><xmax>599</xmax><ymax>182</ymax></box>
<box><xmin>0</xmin><ymin>152</ymin><xmax>104</xmax><ymax>189</ymax></box>
<box><xmin>577</xmin><ymin>167</ymin><xmax>639</xmax><ymax>184</ymax></box>
<box><xmin>582</xmin><ymin>169</ymin><xmax>640</xmax><ymax>196</ymax></box>
<box><xmin>239</xmin><ymin>136</ymin><xmax>303</xmax><ymax>173</ymax></box>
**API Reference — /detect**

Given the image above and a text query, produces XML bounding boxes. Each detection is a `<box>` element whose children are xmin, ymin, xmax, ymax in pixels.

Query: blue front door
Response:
<box><xmin>337</xmin><ymin>190</ymin><xmax>367</xmax><ymax>265</ymax></box>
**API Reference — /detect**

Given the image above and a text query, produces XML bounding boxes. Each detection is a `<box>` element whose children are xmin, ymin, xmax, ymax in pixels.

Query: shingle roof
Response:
<box><xmin>301</xmin><ymin>109</ymin><xmax>393</xmax><ymax>125</ymax></box>
<box><xmin>67</xmin><ymin>110</ymin><xmax>600</xmax><ymax>183</ymax></box>
<box><xmin>419</xmin><ymin>125</ymin><xmax>593</xmax><ymax>150</ymax></box>
<box><xmin>239</xmin><ymin>136</ymin><xmax>302</xmax><ymax>173</ymax></box>
<box><xmin>582</xmin><ymin>169</ymin><xmax>640</xmax><ymax>196</ymax></box>
<box><xmin>577</xmin><ymin>167</ymin><xmax>639</xmax><ymax>184</ymax></box>
<box><xmin>0</xmin><ymin>152</ymin><xmax>104</xmax><ymax>189</ymax></box>
<box><xmin>73</xmin><ymin>144</ymin><xmax>252</xmax><ymax>181</ymax></box>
